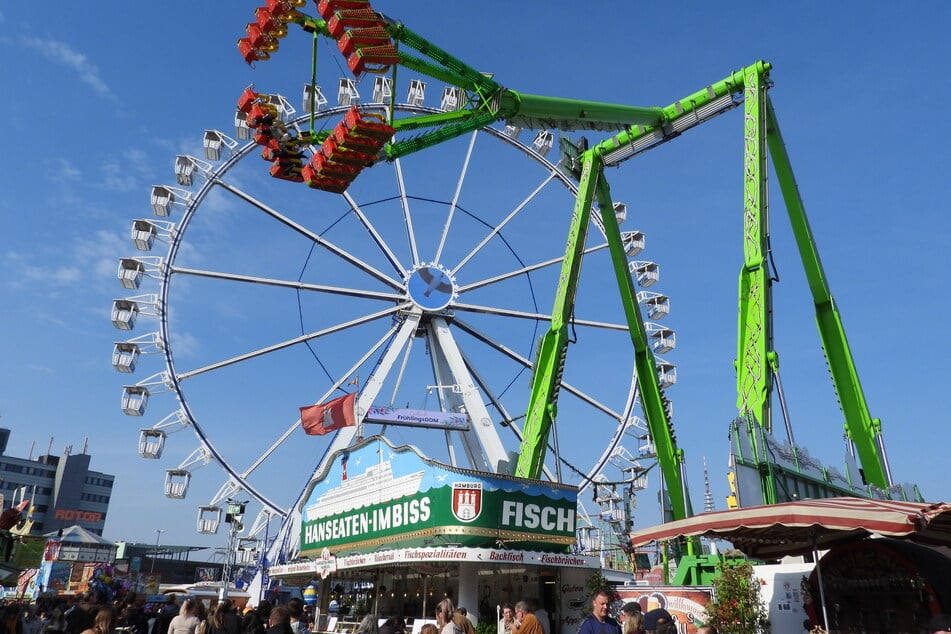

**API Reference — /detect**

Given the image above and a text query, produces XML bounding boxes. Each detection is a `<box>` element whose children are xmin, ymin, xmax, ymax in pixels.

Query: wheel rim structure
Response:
<box><xmin>114</xmin><ymin>99</ymin><xmax>668</xmax><ymax>546</ymax></box>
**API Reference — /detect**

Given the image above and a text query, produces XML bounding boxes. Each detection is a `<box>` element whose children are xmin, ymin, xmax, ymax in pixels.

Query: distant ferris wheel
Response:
<box><xmin>110</xmin><ymin>76</ymin><xmax>676</xmax><ymax>540</ymax></box>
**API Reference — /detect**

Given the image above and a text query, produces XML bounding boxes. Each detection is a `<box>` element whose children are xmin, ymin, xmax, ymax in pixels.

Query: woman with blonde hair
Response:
<box><xmin>434</xmin><ymin>599</ymin><xmax>460</xmax><ymax>634</ymax></box>
<box><xmin>620</xmin><ymin>603</ymin><xmax>644</xmax><ymax>634</ymax></box>
<box><xmin>80</xmin><ymin>606</ymin><xmax>116</xmax><ymax>634</ymax></box>
<box><xmin>168</xmin><ymin>599</ymin><xmax>201</xmax><ymax>634</ymax></box>
<box><xmin>621</xmin><ymin>611</ymin><xmax>643</xmax><ymax>634</ymax></box>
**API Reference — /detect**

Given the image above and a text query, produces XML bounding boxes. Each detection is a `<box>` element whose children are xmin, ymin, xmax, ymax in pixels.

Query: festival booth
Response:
<box><xmin>268</xmin><ymin>435</ymin><xmax>599</xmax><ymax>633</ymax></box>
<box><xmin>630</xmin><ymin>497</ymin><xmax>951</xmax><ymax>633</ymax></box>
<box><xmin>805</xmin><ymin>538</ymin><xmax>951</xmax><ymax>632</ymax></box>
<box><xmin>18</xmin><ymin>525</ymin><xmax>119</xmax><ymax>599</ymax></box>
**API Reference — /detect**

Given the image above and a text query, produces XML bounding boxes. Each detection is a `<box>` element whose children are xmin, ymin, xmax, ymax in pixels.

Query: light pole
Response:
<box><xmin>220</xmin><ymin>500</ymin><xmax>247</xmax><ymax>600</ymax></box>
<box><xmin>150</xmin><ymin>529</ymin><xmax>165</xmax><ymax>574</ymax></box>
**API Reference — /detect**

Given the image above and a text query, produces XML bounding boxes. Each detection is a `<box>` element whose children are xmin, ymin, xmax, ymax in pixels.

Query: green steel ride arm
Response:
<box><xmin>514</xmin><ymin>155</ymin><xmax>598</xmax><ymax>479</ymax></box>
<box><xmin>298</xmin><ymin>12</ymin><xmax>747</xmax><ymax>163</ymax></box>
<box><xmin>734</xmin><ymin>64</ymin><xmax>786</xmax><ymax>504</ymax></box>
<box><xmin>736</xmin><ymin>64</ymin><xmax>773</xmax><ymax>435</ymax></box>
<box><xmin>515</xmin><ymin>64</ymin><xmax>768</xmax><ymax>520</ymax></box>
<box><xmin>513</xmin><ymin>150</ymin><xmax>693</xmax><ymax>523</ymax></box>
<box><xmin>590</xmin><ymin>160</ymin><xmax>694</xmax><ymax>525</ymax></box>
<box><xmin>387</xmin><ymin>22</ymin><xmax>500</xmax><ymax>95</ymax></box>
<box><xmin>765</xmin><ymin>99</ymin><xmax>890</xmax><ymax>489</ymax></box>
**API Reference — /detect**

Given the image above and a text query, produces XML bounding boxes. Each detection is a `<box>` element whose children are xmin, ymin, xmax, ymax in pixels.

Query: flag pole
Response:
<box><xmin>351</xmin><ymin>375</ymin><xmax>362</xmax><ymax>440</ymax></box>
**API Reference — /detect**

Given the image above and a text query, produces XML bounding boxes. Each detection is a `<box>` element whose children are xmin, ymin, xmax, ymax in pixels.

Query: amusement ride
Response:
<box><xmin>111</xmin><ymin>0</ymin><xmax>920</xmax><ymax>593</ymax></box>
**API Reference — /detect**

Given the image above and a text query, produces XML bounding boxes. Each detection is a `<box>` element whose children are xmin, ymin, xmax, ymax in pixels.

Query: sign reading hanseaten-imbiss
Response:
<box><xmin>299</xmin><ymin>435</ymin><xmax>578</xmax><ymax>557</ymax></box>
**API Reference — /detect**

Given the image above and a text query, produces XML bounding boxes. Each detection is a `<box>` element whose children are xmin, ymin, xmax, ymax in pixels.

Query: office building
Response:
<box><xmin>0</xmin><ymin>428</ymin><xmax>114</xmax><ymax>536</ymax></box>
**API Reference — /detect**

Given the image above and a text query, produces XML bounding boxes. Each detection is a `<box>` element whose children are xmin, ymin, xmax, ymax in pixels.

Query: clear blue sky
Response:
<box><xmin>1</xmin><ymin>2</ymin><xmax>948</xmax><ymax>553</ymax></box>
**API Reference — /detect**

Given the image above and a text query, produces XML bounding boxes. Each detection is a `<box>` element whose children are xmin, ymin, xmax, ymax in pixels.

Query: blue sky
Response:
<box><xmin>1</xmin><ymin>2</ymin><xmax>949</xmax><ymax>555</ymax></box>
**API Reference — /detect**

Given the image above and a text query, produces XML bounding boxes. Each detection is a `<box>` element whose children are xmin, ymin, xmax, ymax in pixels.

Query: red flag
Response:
<box><xmin>300</xmin><ymin>392</ymin><xmax>357</xmax><ymax>435</ymax></box>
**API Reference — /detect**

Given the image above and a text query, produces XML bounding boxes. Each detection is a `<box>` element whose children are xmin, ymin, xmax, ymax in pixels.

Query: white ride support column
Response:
<box><xmin>429</xmin><ymin>316</ymin><xmax>509</xmax><ymax>474</ymax></box>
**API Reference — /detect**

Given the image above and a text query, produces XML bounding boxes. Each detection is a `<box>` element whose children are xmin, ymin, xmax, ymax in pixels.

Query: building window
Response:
<box><xmin>80</xmin><ymin>493</ymin><xmax>112</xmax><ymax>504</ymax></box>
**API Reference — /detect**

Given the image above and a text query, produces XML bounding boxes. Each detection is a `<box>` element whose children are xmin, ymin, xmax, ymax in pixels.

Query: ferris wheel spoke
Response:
<box><xmin>451</xmin><ymin>171</ymin><xmax>559</xmax><ymax>276</ymax></box>
<box><xmin>452</xmin><ymin>301</ymin><xmax>629</xmax><ymax>331</ymax></box>
<box><xmin>343</xmin><ymin>191</ymin><xmax>407</xmax><ymax>277</ymax></box>
<box><xmin>236</xmin><ymin>320</ymin><xmax>408</xmax><ymax>480</ymax></box>
<box><xmin>434</xmin><ymin>130</ymin><xmax>478</xmax><ymax>264</ymax></box>
<box><xmin>452</xmin><ymin>317</ymin><xmax>623</xmax><ymax>420</ymax></box>
<box><xmin>461</xmin><ymin>351</ymin><xmax>518</xmax><ymax>428</ymax></box>
<box><xmin>177</xmin><ymin>303</ymin><xmax>410</xmax><ymax>380</ymax></box>
<box><xmin>216</xmin><ymin>180</ymin><xmax>405</xmax><ymax>291</ymax></box>
<box><xmin>393</xmin><ymin>158</ymin><xmax>420</xmax><ymax>267</ymax></box>
<box><xmin>387</xmin><ymin>327</ymin><xmax>417</xmax><ymax>406</ymax></box>
<box><xmin>457</xmin><ymin>241</ymin><xmax>609</xmax><ymax>293</ymax></box>
<box><xmin>172</xmin><ymin>266</ymin><xmax>405</xmax><ymax>302</ymax></box>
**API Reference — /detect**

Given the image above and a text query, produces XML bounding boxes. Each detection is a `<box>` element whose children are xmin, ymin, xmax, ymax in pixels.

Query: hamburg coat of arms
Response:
<box><xmin>451</xmin><ymin>482</ymin><xmax>483</xmax><ymax>522</ymax></box>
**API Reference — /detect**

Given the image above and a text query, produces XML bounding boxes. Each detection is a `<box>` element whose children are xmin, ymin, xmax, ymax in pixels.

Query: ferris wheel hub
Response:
<box><xmin>405</xmin><ymin>263</ymin><xmax>457</xmax><ymax>312</ymax></box>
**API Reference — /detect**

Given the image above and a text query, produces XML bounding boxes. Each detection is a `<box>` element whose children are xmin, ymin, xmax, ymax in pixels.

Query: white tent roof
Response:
<box><xmin>44</xmin><ymin>524</ymin><xmax>115</xmax><ymax>546</ymax></box>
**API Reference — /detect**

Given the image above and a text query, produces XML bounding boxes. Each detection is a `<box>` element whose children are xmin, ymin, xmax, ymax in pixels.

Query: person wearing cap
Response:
<box><xmin>578</xmin><ymin>590</ymin><xmax>621</xmax><ymax>634</ymax></box>
<box><xmin>618</xmin><ymin>603</ymin><xmax>643</xmax><ymax>634</ymax></box>
<box><xmin>642</xmin><ymin>608</ymin><xmax>675</xmax><ymax>634</ymax></box>
<box><xmin>927</xmin><ymin>613</ymin><xmax>951</xmax><ymax>633</ymax></box>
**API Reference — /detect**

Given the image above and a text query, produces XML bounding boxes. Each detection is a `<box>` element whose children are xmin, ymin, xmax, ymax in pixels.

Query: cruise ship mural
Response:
<box><xmin>305</xmin><ymin>454</ymin><xmax>424</xmax><ymax>521</ymax></box>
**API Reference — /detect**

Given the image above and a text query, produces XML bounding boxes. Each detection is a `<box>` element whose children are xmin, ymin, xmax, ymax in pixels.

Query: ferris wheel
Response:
<box><xmin>110</xmin><ymin>16</ymin><xmax>678</xmax><ymax>546</ymax></box>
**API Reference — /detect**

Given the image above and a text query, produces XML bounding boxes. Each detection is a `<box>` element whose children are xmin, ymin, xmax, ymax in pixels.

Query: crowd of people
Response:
<box><xmin>9</xmin><ymin>588</ymin><xmax>951</xmax><ymax>634</ymax></box>
<box><xmin>0</xmin><ymin>591</ymin><xmax>691</xmax><ymax>634</ymax></box>
<box><xmin>0</xmin><ymin>592</ymin><xmax>289</xmax><ymax>634</ymax></box>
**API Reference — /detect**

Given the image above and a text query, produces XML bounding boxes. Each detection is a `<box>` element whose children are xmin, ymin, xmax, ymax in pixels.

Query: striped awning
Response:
<box><xmin>629</xmin><ymin>497</ymin><xmax>951</xmax><ymax>559</ymax></box>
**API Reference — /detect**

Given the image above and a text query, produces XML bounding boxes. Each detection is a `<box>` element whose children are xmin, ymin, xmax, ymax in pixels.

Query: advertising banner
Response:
<box><xmin>271</xmin><ymin>546</ymin><xmax>596</xmax><ymax>576</ymax></box>
<box><xmin>615</xmin><ymin>586</ymin><xmax>713</xmax><ymax>634</ymax></box>
<box><xmin>195</xmin><ymin>567</ymin><xmax>218</xmax><ymax>583</ymax></box>
<box><xmin>365</xmin><ymin>406</ymin><xmax>469</xmax><ymax>430</ymax></box>
<box><xmin>43</xmin><ymin>538</ymin><xmax>61</xmax><ymax>562</ymax></box>
<box><xmin>17</xmin><ymin>568</ymin><xmax>38</xmax><ymax>598</ymax></box>
<box><xmin>554</xmin><ymin>569</ymin><xmax>590</xmax><ymax>632</ymax></box>
<box><xmin>299</xmin><ymin>436</ymin><xmax>577</xmax><ymax>556</ymax></box>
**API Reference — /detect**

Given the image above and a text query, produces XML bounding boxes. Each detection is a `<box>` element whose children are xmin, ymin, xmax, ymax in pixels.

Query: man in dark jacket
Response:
<box><xmin>577</xmin><ymin>590</ymin><xmax>620</xmax><ymax>634</ymax></box>
<box><xmin>65</xmin><ymin>592</ymin><xmax>98</xmax><ymax>634</ymax></box>
<box><xmin>155</xmin><ymin>596</ymin><xmax>179</xmax><ymax>634</ymax></box>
